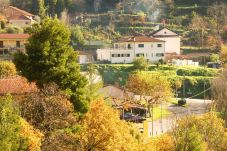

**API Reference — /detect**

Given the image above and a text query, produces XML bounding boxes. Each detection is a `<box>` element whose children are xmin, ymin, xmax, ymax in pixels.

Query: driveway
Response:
<box><xmin>138</xmin><ymin>99</ymin><xmax>212</xmax><ymax>137</ymax></box>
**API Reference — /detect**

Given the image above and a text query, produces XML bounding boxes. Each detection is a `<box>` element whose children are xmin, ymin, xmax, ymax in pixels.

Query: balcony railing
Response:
<box><xmin>0</xmin><ymin>47</ymin><xmax>26</xmax><ymax>54</ymax></box>
<box><xmin>100</xmin><ymin>47</ymin><xmax>134</xmax><ymax>50</ymax></box>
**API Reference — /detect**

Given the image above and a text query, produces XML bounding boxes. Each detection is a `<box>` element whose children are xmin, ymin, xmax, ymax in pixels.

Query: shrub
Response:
<box><xmin>0</xmin><ymin>61</ymin><xmax>17</xmax><ymax>78</ymax></box>
<box><xmin>132</xmin><ymin>57</ymin><xmax>149</xmax><ymax>71</ymax></box>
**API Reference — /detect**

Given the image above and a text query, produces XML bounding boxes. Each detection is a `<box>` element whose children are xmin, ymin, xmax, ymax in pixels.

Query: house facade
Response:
<box><xmin>97</xmin><ymin>36</ymin><xmax>165</xmax><ymax>63</ymax></box>
<box><xmin>150</xmin><ymin>28</ymin><xmax>181</xmax><ymax>55</ymax></box>
<box><xmin>3</xmin><ymin>6</ymin><xmax>35</xmax><ymax>27</ymax></box>
<box><xmin>0</xmin><ymin>34</ymin><xmax>30</xmax><ymax>55</ymax></box>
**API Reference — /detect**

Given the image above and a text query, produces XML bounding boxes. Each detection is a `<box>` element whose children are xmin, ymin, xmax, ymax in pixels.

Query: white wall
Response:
<box><xmin>79</xmin><ymin>55</ymin><xmax>89</xmax><ymax>64</ymax></box>
<box><xmin>156</xmin><ymin>37</ymin><xmax>181</xmax><ymax>54</ymax></box>
<box><xmin>9</xmin><ymin>20</ymin><xmax>33</xmax><ymax>28</ymax></box>
<box><xmin>97</xmin><ymin>41</ymin><xmax>165</xmax><ymax>63</ymax></box>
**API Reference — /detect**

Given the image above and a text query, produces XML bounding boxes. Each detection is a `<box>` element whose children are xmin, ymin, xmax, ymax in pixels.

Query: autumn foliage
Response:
<box><xmin>78</xmin><ymin>99</ymin><xmax>145</xmax><ymax>151</ymax></box>
<box><xmin>0</xmin><ymin>61</ymin><xmax>17</xmax><ymax>78</ymax></box>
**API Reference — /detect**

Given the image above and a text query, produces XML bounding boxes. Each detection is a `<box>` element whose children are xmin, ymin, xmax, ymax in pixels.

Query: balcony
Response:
<box><xmin>0</xmin><ymin>46</ymin><xmax>26</xmax><ymax>55</ymax></box>
<box><xmin>102</xmin><ymin>47</ymin><xmax>134</xmax><ymax>50</ymax></box>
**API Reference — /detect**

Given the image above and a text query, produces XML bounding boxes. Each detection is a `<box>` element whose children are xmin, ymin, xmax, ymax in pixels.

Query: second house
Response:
<box><xmin>97</xmin><ymin>36</ymin><xmax>165</xmax><ymax>63</ymax></box>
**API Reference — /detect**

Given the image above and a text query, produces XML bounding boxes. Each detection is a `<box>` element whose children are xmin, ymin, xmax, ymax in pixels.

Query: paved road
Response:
<box><xmin>143</xmin><ymin>99</ymin><xmax>212</xmax><ymax>137</ymax></box>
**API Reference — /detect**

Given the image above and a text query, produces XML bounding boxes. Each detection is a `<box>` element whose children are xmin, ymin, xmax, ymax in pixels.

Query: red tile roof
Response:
<box><xmin>0</xmin><ymin>76</ymin><xmax>37</xmax><ymax>95</ymax></box>
<box><xmin>0</xmin><ymin>34</ymin><xmax>30</xmax><ymax>39</ymax></box>
<box><xmin>117</xmin><ymin>36</ymin><xmax>164</xmax><ymax>43</ymax></box>
<box><xmin>3</xmin><ymin>6</ymin><xmax>34</xmax><ymax>21</ymax></box>
<box><xmin>8</xmin><ymin>6</ymin><xmax>34</xmax><ymax>17</ymax></box>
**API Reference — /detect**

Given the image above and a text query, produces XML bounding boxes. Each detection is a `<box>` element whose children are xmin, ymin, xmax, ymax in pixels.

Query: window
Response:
<box><xmin>157</xmin><ymin>44</ymin><xmax>162</xmax><ymax>47</ymax></box>
<box><xmin>115</xmin><ymin>44</ymin><xmax>119</xmax><ymax>49</ymax></box>
<box><xmin>16</xmin><ymin>41</ymin><xmax>20</xmax><ymax>48</ymax></box>
<box><xmin>151</xmin><ymin>44</ymin><xmax>153</xmax><ymax>48</ymax></box>
<box><xmin>156</xmin><ymin>53</ymin><xmax>164</xmax><ymax>57</ymax></box>
<box><xmin>151</xmin><ymin>53</ymin><xmax>153</xmax><ymax>57</ymax></box>
<box><xmin>128</xmin><ymin>44</ymin><xmax>132</xmax><ymax>49</ymax></box>
<box><xmin>136</xmin><ymin>53</ymin><xmax>144</xmax><ymax>57</ymax></box>
<box><xmin>138</xmin><ymin>44</ymin><xmax>144</xmax><ymax>48</ymax></box>
<box><xmin>121</xmin><ymin>54</ymin><xmax>130</xmax><ymax>57</ymax></box>
<box><xmin>0</xmin><ymin>41</ymin><xmax>3</xmax><ymax>48</ymax></box>
<box><xmin>112</xmin><ymin>54</ymin><xmax>121</xmax><ymax>57</ymax></box>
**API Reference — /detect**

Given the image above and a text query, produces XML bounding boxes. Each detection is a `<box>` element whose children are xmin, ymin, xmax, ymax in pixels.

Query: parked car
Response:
<box><xmin>121</xmin><ymin>113</ymin><xmax>146</xmax><ymax>123</ymax></box>
<box><xmin>178</xmin><ymin>98</ymin><xmax>187</xmax><ymax>106</ymax></box>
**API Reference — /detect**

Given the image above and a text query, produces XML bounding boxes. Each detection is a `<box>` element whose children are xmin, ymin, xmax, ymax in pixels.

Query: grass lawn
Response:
<box><xmin>147</xmin><ymin>105</ymin><xmax>171</xmax><ymax>121</ymax></box>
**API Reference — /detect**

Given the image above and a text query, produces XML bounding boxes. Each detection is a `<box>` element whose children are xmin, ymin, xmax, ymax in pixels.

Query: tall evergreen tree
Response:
<box><xmin>14</xmin><ymin>18</ymin><xmax>89</xmax><ymax>113</ymax></box>
<box><xmin>38</xmin><ymin>0</ymin><xmax>46</xmax><ymax>18</ymax></box>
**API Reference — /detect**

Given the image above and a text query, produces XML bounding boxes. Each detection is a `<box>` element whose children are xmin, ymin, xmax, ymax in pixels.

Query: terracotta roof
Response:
<box><xmin>3</xmin><ymin>6</ymin><xmax>34</xmax><ymax>21</ymax></box>
<box><xmin>117</xmin><ymin>36</ymin><xmax>164</xmax><ymax>43</ymax></box>
<box><xmin>0</xmin><ymin>34</ymin><xmax>30</xmax><ymax>39</ymax></box>
<box><xmin>8</xmin><ymin>6</ymin><xmax>34</xmax><ymax>17</ymax></box>
<box><xmin>0</xmin><ymin>76</ymin><xmax>37</xmax><ymax>95</ymax></box>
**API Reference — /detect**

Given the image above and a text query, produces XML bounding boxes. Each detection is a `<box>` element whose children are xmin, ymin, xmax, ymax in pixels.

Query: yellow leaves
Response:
<box><xmin>220</xmin><ymin>45</ymin><xmax>227</xmax><ymax>63</ymax></box>
<box><xmin>78</xmin><ymin>99</ymin><xmax>149</xmax><ymax>151</ymax></box>
<box><xmin>0</xmin><ymin>61</ymin><xmax>17</xmax><ymax>78</ymax></box>
<box><xmin>20</xmin><ymin>118</ymin><xmax>43</xmax><ymax>151</ymax></box>
<box><xmin>154</xmin><ymin>134</ymin><xmax>175</xmax><ymax>151</ymax></box>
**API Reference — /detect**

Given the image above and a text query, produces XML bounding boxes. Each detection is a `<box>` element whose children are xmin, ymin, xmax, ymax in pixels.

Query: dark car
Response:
<box><xmin>121</xmin><ymin>113</ymin><xmax>146</xmax><ymax>123</ymax></box>
<box><xmin>178</xmin><ymin>98</ymin><xmax>187</xmax><ymax>106</ymax></box>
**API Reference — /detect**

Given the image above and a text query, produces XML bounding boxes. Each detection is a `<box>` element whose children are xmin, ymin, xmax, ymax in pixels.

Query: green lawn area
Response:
<box><xmin>147</xmin><ymin>105</ymin><xmax>171</xmax><ymax>121</ymax></box>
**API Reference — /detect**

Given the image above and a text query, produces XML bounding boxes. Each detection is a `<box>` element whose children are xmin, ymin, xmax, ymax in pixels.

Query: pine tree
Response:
<box><xmin>38</xmin><ymin>0</ymin><xmax>46</xmax><ymax>18</ymax></box>
<box><xmin>14</xmin><ymin>18</ymin><xmax>89</xmax><ymax>113</ymax></box>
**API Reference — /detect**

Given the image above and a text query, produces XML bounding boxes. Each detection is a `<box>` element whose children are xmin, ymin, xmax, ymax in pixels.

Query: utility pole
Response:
<box><xmin>175</xmin><ymin>79</ymin><xmax>178</xmax><ymax>99</ymax></box>
<box><xmin>152</xmin><ymin>103</ymin><xmax>154</xmax><ymax>136</ymax></box>
<box><xmin>160</xmin><ymin>100</ymin><xmax>163</xmax><ymax>133</ymax></box>
<box><xmin>183</xmin><ymin>74</ymin><xmax>185</xmax><ymax>99</ymax></box>
<box><xmin>203</xmin><ymin>56</ymin><xmax>206</xmax><ymax>112</ymax></box>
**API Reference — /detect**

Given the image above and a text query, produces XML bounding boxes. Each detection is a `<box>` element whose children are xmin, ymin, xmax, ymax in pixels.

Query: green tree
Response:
<box><xmin>31</xmin><ymin>0</ymin><xmax>46</xmax><ymax>18</ymax></box>
<box><xmin>14</xmin><ymin>18</ymin><xmax>88</xmax><ymax>113</ymax></box>
<box><xmin>172</xmin><ymin>113</ymin><xmax>227</xmax><ymax>151</ymax></box>
<box><xmin>0</xmin><ymin>95</ymin><xmax>28</xmax><ymax>151</ymax></box>
<box><xmin>37</xmin><ymin>0</ymin><xmax>46</xmax><ymax>18</ymax></box>
<box><xmin>174</xmin><ymin>126</ymin><xmax>205</xmax><ymax>151</ymax></box>
<box><xmin>132</xmin><ymin>57</ymin><xmax>149</xmax><ymax>71</ymax></box>
<box><xmin>70</xmin><ymin>25</ymin><xmax>85</xmax><ymax>49</ymax></box>
<box><xmin>86</xmin><ymin>64</ymin><xmax>103</xmax><ymax>100</ymax></box>
<box><xmin>210</xmin><ymin>54</ymin><xmax>219</xmax><ymax>62</ymax></box>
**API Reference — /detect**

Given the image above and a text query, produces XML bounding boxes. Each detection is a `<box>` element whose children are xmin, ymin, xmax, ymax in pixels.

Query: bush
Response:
<box><xmin>6</xmin><ymin>25</ymin><xmax>23</xmax><ymax>34</ymax></box>
<box><xmin>132</xmin><ymin>57</ymin><xmax>149</xmax><ymax>71</ymax></box>
<box><xmin>0</xmin><ymin>61</ymin><xmax>17</xmax><ymax>78</ymax></box>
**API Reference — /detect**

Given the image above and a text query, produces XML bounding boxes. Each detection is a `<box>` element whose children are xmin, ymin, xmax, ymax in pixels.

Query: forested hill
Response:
<box><xmin>9</xmin><ymin>0</ymin><xmax>120</xmax><ymax>16</ymax></box>
<box><xmin>7</xmin><ymin>0</ymin><xmax>227</xmax><ymax>25</ymax></box>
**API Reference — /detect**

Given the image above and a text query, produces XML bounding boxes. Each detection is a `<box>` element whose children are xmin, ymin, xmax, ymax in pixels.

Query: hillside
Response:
<box><xmin>3</xmin><ymin>0</ymin><xmax>227</xmax><ymax>52</ymax></box>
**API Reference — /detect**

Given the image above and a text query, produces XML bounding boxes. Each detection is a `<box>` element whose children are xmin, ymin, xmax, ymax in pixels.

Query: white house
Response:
<box><xmin>97</xmin><ymin>36</ymin><xmax>165</xmax><ymax>63</ymax></box>
<box><xmin>150</xmin><ymin>28</ymin><xmax>181</xmax><ymax>55</ymax></box>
